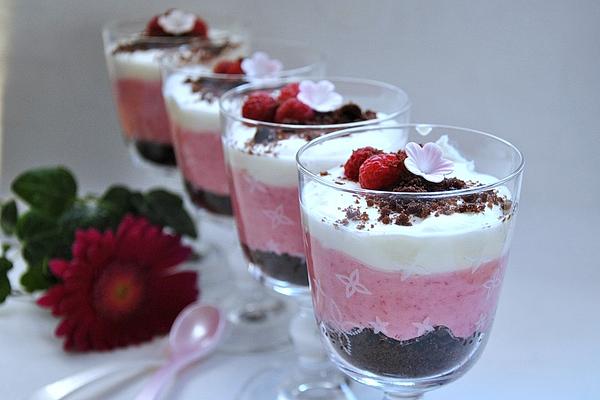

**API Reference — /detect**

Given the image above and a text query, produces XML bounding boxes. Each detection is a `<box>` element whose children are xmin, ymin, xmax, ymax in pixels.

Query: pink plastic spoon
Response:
<box><xmin>135</xmin><ymin>303</ymin><xmax>226</xmax><ymax>400</ymax></box>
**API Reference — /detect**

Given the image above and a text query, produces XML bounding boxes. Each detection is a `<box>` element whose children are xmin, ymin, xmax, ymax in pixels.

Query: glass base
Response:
<box><xmin>248</xmin><ymin>261</ymin><xmax>310</xmax><ymax>297</ymax></box>
<box><xmin>219</xmin><ymin>285</ymin><xmax>294</xmax><ymax>353</ymax></box>
<box><xmin>237</xmin><ymin>362</ymin><xmax>356</xmax><ymax>400</ymax></box>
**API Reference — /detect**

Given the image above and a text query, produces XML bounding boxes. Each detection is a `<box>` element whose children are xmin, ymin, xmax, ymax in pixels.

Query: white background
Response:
<box><xmin>0</xmin><ymin>1</ymin><xmax>599</xmax><ymax>399</ymax></box>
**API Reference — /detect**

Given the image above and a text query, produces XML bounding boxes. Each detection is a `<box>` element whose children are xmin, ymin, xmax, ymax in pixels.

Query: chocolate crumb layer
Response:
<box><xmin>325</xmin><ymin>326</ymin><xmax>483</xmax><ymax>378</ymax></box>
<box><xmin>184</xmin><ymin>181</ymin><xmax>232</xmax><ymax>216</ymax></box>
<box><xmin>134</xmin><ymin>140</ymin><xmax>177</xmax><ymax>167</ymax></box>
<box><xmin>113</xmin><ymin>36</ymin><xmax>238</xmax><ymax>65</ymax></box>
<box><xmin>242</xmin><ymin>244</ymin><xmax>308</xmax><ymax>286</ymax></box>
<box><xmin>184</xmin><ymin>76</ymin><xmax>244</xmax><ymax>103</ymax></box>
<box><xmin>335</xmin><ymin>175</ymin><xmax>511</xmax><ymax>226</ymax></box>
<box><xmin>247</xmin><ymin>102</ymin><xmax>376</xmax><ymax>149</ymax></box>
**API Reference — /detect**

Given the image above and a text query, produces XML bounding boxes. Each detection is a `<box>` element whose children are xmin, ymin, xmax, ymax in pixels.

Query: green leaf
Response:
<box><xmin>1</xmin><ymin>199</ymin><xmax>18</xmax><ymax>235</ymax></box>
<box><xmin>60</xmin><ymin>199</ymin><xmax>119</xmax><ymax>234</ymax></box>
<box><xmin>15</xmin><ymin>211</ymin><xmax>58</xmax><ymax>242</ymax></box>
<box><xmin>11</xmin><ymin>166</ymin><xmax>77</xmax><ymax>216</ymax></box>
<box><xmin>101</xmin><ymin>185</ymin><xmax>135</xmax><ymax>213</ymax></box>
<box><xmin>20</xmin><ymin>259</ymin><xmax>55</xmax><ymax>292</ymax></box>
<box><xmin>0</xmin><ymin>256</ymin><xmax>13</xmax><ymax>303</ymax></box>
<box><xmin>142</xmin><ymin>190</ymin><xmax>197</xmax><ymax>238</ymax></box>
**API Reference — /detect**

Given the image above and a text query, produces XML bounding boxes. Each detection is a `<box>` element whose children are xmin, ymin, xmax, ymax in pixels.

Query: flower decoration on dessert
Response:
<box><xmin>403</xmin><ymin>142</ymin><xmax>454</xmax><ymax>183</ymax></box>
<box><xmin>37</xmin><ymin>215</ymin><xmax>198</xmax><ymax>352</ymax></box>
<box><xmin>241</xmin><ymin>52</ymin><xmax>283</xmax><ymax>79</ymax></box>
<box><xmin>297</xmin><ymin>80</ymin><xmax>343</xmax><ymax>112</ymax></box>
<box><xmin>146</xmin><ymin>9</ymin><xmax>207</xmax><ymax>37</ymax></box>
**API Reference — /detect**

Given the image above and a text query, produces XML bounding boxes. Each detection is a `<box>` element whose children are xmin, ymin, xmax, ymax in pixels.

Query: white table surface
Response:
<box><xmin>1</xmin><ymin>194</ymin><xmax>598</xmax><ymax>400</ymax></box>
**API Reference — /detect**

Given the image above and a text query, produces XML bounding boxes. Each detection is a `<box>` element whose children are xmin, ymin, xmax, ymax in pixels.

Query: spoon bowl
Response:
<box><xmin>169</xmin><ymin>303</ymin><xmax>224</xmax><ymax>357</ymax></box>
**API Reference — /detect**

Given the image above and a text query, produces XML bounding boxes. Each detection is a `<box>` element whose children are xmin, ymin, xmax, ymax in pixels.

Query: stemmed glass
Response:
<box><xmin>102</xmin><ymin>17</ymin><xmax>247</xmax><ymax>172</ymax></box>
<box><xmin>296</xmin><ymin>124</ymin><xmax>524</xmax><ymax>399</ymax></box>
<box><xmin>220</xmin><ymin>78</ymin><xmax>411</xmax><ymax>399</ymax></box>
<box><xmin>160</xmin><ymin>39</ymin><xmax>324</xmax><ymax>352</ymax></box>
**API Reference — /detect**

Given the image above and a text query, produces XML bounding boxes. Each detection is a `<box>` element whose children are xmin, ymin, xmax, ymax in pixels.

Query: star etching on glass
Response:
<box><xmin>412</xmin><ymin>316</ymin><xmax>435</xmax><ymax>336</ymax></box>
<box><xmin>336</xmin><ymin>269</ymin><xmax>372</xmax><ymax>299</ymax></box>
<box><xmin>262</xmin><ymin>205</ymin><xmax>293</xmax><ymax>228</ymax></box>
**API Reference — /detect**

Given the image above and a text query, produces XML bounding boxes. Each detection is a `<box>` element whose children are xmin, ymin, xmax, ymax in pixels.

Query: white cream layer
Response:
<box><xmin>301</xmin><ymin>137</ymin><xmax>511</xmax><ymax>274</ymax></box>
<box><xmin>163</xmin><ymin>68</ymin><xmax>221</xmax><ymax>132</ymax></box>
<box><xmin>107</xmin><ymin>30</ymin><xmax>247</xmax><ymax>81</ymax></box>
<box><xmin>225</xmin><ymin>117</ymin><xmax>398</xmax><ymax>187</ymax></box>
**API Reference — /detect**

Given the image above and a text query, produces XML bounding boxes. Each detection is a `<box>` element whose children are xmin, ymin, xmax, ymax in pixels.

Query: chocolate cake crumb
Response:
<box><xmin>113</xmin><ymin>36</ymin><xmax>239</xmax><ymax>65</ymax></box>
<box><xmin>337</xmin><ymin>175</ymin><xmax>509</xmax><ymax>226</ymax></box>
<box><xmin>326</xmin><ymin>326</ymin><xmax>483</xmax><ymax>378</ymax></box>
<box><xmin>241</xmin><ymin>244</ymin><xmax>308</xmax><ymax>286</ymax></box>
<box><xmin>319</xmin><ymin>171</ymin><xmax>330</xmax><ymax>176</ymax></box>
<box><xmin>245</xmin><ymin>102</ymin><xmax>376</xmax><ymax>152</ymax></box>
<box><xmin>184</xmin><ymin>76</ymin><xmax>244</xmax><ymax>103</ymax></box>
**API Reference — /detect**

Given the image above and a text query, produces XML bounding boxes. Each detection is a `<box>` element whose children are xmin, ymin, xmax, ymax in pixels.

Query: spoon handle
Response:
<box><xmin>134</xmin><ymin>356</ymin><xmax>196</xmax><ymax>400</ymax></box>
<box><xmin>30</xmin><ymin>360</ymin><xmax>162</xmax><ymax>400</ymax></box>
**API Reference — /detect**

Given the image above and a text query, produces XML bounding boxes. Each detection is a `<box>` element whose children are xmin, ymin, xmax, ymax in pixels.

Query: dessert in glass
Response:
<box><xmin>160</xmin><ymin>41</ymin><xmax>324</xmax><ymax>353</ymax></box>
<box><xmin>297</xmin><ymin>124</ymin><xmax>524</xmax><ymax>399</ymax></box>
<box><xmin>103</xmin><ymin>9</ymin><xmax>247</xmax><ymax>170</ymax></box>
<box><xmin>221</xmin><ymin>79</ymin><xmax>411</xmax><ymax>399</ymax></box>
<box><xmin>162</xmin><ymin>39</ymin><xmax>323</xmax><ymax>217</ymax></box>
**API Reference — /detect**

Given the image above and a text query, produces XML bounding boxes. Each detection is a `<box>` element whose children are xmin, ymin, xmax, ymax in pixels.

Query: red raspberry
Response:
<box><xmin>278</xmin><ymin>83</ymin><xmax>300</xmax><ymax>102</ymax></box>
<box><xmin>145</xmin><ymin>16</ymin><xmax>166</xmax><ymax>36</ymax></box>
<box><xmin>343</xmin><ymin>147</ymin><xmax>383</xmax><ymax>181</ymax></box>
<box><xmin>274</xmin><ymin>98</ymin><xmax>315</xmax><ymax>123</ymax></box>
<box><xmin>213</xmin><ymin>59</ymin><xmax>243</xmax><ymax>74</ymax></box>
<box><xmin>190</xmin><ymin>18</ymin><xmax>208</xmax><ymax>38</ymax></box>
<box><xmin>358</xmin><ymin>153</ymin><xmax>406</xmax><ymax>190</ymax></box>
<box><xmin>242</xmin><ymin>92</ymin><xmax>278</xmax><ymax>122</ymax></box>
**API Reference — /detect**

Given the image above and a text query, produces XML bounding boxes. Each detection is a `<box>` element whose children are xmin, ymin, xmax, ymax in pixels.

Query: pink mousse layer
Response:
<box><xmin>306</xmin><ymin>235</ymin><xmax>507</xmax><ymax>341</ymax></box>
<box><xmin>172</xmin><ymin>125</ymin><xmax>229</xmax><ymax>195</ymax></box>
<box><xmin>230</xmin><ymin>168</ymin><xmax>304</xmax><ymax>257</ymax></box>
<box><xmin>113</xmin><ymin>78</ymin><xmax>171</xmax><ymax>144</ymax></box>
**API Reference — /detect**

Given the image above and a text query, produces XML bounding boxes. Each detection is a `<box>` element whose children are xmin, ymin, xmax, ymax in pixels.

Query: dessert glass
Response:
<box><xmin>297</xmin><ymin>124</ymin><xmax>524</xmax><ymax>399</ymax></box>
<box><xmin>102</xmin><ymin>17</ymin><xmax>247</xmax><ymax>171</ymax></box>
<box><xmin>221</xmin><ymin>78</ymin><xmax>411</xmax><ymax>399</ymax></box>
<box><xmin>159</xmin><ymin>40</ymin><xmax>324</xmax><ymax>353</ymax></box>
<box><xmin>162</xmin><ymin>38</ymin><xmax>323</xmax><ymax>217</ymax></box>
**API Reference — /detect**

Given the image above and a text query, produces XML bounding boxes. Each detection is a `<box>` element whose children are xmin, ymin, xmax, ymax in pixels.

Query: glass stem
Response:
<box><xmin>290</xmin><ymin>295</ymin><xmax>328</xmax><ymax>366</ymax></box>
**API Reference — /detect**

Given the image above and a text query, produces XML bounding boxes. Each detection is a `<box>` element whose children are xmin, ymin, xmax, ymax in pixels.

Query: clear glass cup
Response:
<box><xmin>162</xmin><ymin>38</ymin><xmax>324</xmax><ymax>217</ymax></box>
<box><xmin>159</xmin><ymin>39</ymin><xmax>324</xmax><ymax>353</ymax></box>
<box><xmin>297</xmin><ymin>124</ymin><xmax>524</xmax><ymax>399</ymax></box>
<box><xmin>221</xmin><ymin>78</ymin><xmax>411</xmax><ymax>399</ymax></box>
<box><xmin>102</xmin><ymin>17</ymin><xmax>247</xmax><ymax>171</ymax></box>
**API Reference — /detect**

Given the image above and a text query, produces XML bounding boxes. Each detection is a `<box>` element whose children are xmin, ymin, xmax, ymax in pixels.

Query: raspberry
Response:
<box><xmin>213</xmin><ymin>59</ymin><xmax>243</xmax><ymax>74</ymax></box>
<box><xmin>145</xmin><ymin>16</ymin><xmax>166</xmax><ymax>36</ymax></box>
<box><xmin>242</xmin><ymin>92</ymin><xmax>277</xmax><ymax>122</ymax></box>
<box><xmin>274</xmin><ymin>98</ymin><xmax>315</xmax><ymax>123</ymax></box>
<box><xmin>343</xmin><ymin>147</ymin><xmax>383</xmax><ymax>181</ymax></box>
<box><xmin>278</xmin><ymin>83</ymin><xmax>300</xmax><ymax>102</ymax></box>
<box><xmin>358</xmin><ymin>153</ymin><xmax>406</xmax><ymax>190</ymax></box>
<box><xmin>190</xmin><ymin>18</ymin><xmax>208</xmax><ymax>37</ymax></box>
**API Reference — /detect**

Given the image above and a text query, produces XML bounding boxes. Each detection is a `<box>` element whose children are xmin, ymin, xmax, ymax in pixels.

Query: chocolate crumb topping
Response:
<box><xmin>112</xmin><ymin>36</ymin><xmax>239</xmax><ymax>65</ymax></box>
<box><xmin>184</xmin><ymin>76</ymin><xmax>243</xmax><ymax>103</ymax></box>
<box><xmin>246</xmin><ymin>102</ymin><xmax>376</xmax><ymax>150</ymax></box>
<box><xmin>337</xmin><ymin>175</ymin><xmax>510</xmax><ymax>226</ymax></box>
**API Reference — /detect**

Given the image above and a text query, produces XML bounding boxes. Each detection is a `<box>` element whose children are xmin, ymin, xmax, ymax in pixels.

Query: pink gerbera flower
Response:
<box><xmin>37</xmin><ymin>215</ymin><xmax>198</xmax><ymax>352</ymax></box>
